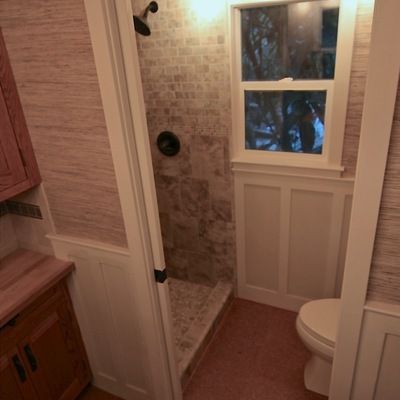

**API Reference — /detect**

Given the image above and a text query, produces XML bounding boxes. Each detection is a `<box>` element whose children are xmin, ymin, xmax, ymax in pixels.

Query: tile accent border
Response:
<box><xmin>0</xmin><ymin>201</ymin><xmax>43</xmax><ymax>220</ymax></box>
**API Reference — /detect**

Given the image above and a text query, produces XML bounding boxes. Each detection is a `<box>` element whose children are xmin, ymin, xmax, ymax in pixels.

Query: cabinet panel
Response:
<box><xmin>0</xmin><ymin>28</ymin><xmax>40</xmax><ymax>201</ymax></box>
<box><xmin>0</xmin><ymin>350</ymin><xmax>38</xmax><ymax>400</ymax></box>
<box><xmin>0</xmin><ymin>87</ymin><xmax>26</xmax><ymax>191</ymax></box>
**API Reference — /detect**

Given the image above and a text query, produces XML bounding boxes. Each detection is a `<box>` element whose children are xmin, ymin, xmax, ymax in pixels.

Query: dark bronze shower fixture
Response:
<box><xmin>133</xmin><ymin>1</ymin><xmax>159</xmax><ymax>36</ymax></box>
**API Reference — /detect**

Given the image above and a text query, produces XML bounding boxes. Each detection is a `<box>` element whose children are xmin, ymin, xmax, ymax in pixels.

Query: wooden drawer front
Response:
<box><xmin>0</xmin><ymin>284</ymin><xmax>62</xmax><ymax>351</ymax></box>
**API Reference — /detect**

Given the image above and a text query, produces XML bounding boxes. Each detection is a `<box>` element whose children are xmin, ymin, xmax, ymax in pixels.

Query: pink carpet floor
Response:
<box><xmin>184</xmin><ymin>299</ymin><xmax>327</xmax><ymax>400</ymax></box>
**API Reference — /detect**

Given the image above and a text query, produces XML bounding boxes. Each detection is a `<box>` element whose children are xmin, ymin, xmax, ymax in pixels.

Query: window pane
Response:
<box><xmin>241</xmin><ymin>1</ymin><xmax>340</xmax><ymax>81</ymax></box>
<box><xmin>245</xmin><ymin>91</ymin><xmax>326</xmax><ymax>154</ymax></box>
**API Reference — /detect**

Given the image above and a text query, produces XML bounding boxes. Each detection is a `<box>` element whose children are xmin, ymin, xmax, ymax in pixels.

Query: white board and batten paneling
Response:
<box><xmin>351</xmin><ymin>301</ymin><xmax>400</xmax><ymax>400</ymax></box>
<box><xmin>234</xmin><ymin>167</ymin><xmax>354</xmax><ymax>311</ymax></box>
<box><xmin>49</xmin><ymin>234</ymin><xmax>154</xmax><ymax>400</ymax></box>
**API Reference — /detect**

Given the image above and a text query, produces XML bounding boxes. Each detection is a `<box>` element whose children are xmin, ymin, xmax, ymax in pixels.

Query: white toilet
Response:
<box><xmin>296</xmin><ymin>298</ymin><xmax>341</xmax><ymax>396</ymax></box>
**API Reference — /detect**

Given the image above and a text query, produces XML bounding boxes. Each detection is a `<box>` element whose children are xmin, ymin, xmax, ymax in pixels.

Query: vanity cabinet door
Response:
<box><xmin>0</xmin><ymin>28</ymin><xmax>41</xmax><ymax>201</ymax></box>
<box><xmin>19</xmin><ymin>292</ymin><xmax>90</xmax><ymax>400</ymax></box>
<box><xmin>0</xmin><ymin>350</ymin><xmax>39</xmax><ymax>400</ymax></box>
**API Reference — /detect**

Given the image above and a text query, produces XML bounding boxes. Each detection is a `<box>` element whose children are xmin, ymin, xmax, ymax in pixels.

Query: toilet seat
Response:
<box><xmin>297</xmin><ymin>298</ymin><xmax>341</xmax><ymax>348</ymax></box>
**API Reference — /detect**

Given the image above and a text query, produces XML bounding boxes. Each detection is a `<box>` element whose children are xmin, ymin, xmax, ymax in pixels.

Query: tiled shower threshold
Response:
<box><xmin>168</xmin><ymin>278</ymin><xmax>233</xmax><ymax>387</ymax></box>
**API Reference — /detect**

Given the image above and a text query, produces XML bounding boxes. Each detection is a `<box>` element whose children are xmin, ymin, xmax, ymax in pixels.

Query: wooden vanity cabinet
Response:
<box><xmin>0</xmin><ymin>28</ymin><xmax>41</xmax><ymax>201</ymax></box>
<box><xmin>0</xmin><ymin>283</ymin><xmax>91</xmax><ymax>400</ymax></box>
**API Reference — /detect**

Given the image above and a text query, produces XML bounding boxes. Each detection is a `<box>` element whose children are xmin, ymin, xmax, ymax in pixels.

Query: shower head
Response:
<box><xmin>133</xmin><ymin>1</ymin><xmax>158</xmax><ymax>36</ymax></box>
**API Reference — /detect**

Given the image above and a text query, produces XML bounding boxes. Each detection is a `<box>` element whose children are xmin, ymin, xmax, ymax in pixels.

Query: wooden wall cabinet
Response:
<box><xmin>0</xmin><ymin>283</ymin><xmax>91</xmax><ymax>400</ymax></box>
<box><xmin>0</xmin><ymin>28</ymin><xmax>41</xmax><ymax>201</ymax></box>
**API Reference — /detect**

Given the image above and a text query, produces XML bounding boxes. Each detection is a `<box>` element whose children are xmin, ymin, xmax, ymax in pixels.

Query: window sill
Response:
<box><xmin>231</xmin><ymin>154</ymin><xmax>347</xmax><ymax>180</ymax></box>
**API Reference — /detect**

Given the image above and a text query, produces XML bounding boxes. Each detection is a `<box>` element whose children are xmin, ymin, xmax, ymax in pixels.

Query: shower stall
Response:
<box><xmin>134</xmin><ymin>0</ymin><xmax>235</xmax><ymax>385</ymax></box>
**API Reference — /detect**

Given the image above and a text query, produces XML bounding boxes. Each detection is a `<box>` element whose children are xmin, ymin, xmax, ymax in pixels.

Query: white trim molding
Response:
<box><xmin>83</xmin><ymin>1</ymin><xmax>180</xmax><ymax>399</ymax></box>
<box><xmin>228</xmin><ymin>0</ymin><xmax>357</xmax><ymax>174</ymax></box>
<box><xmin>329</xmin><ymin>0</ymin><xmax>400</xmax><ymax>398</ymax></box>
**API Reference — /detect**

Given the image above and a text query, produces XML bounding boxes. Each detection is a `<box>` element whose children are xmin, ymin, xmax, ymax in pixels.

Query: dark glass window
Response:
<box><xmin>241</xmin><ymin>1</ymin><xmax>340</xmax><ymax>81</ymax></box>
<box><xmin>245</xmin><ymin>91</ymin><xmax>327</xmax><ymax>154</ymax></box>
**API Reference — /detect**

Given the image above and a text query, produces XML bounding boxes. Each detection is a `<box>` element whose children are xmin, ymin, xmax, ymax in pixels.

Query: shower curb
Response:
<box><xmin>178</xmin><ymin>281</ymin><xmax>234</xmax><ymax>388</ymax></box>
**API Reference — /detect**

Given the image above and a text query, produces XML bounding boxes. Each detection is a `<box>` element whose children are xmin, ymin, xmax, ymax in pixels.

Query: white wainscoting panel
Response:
<box><xmin>49</xmin><ymin>235</ymin><xmax>152</xmax><ymax>400</ymax></box>
<box><xmin>234</xmin><ymin>170</ymin><xmax>354</xmax><ymax>311</ymax></box>
<box><xmin>288</xmin><ymin>190</ymin><xmax>333</xmax><ymax>299</ymax></box>
<box><xmin>351</xmin><ymin>301</ymin><xmax>400</xmax><ymax>400</ymax></box>
<box><xmin>244</xmin><ymin>185</ymin><xmax>281</xmax><ymax>291</ymax></box>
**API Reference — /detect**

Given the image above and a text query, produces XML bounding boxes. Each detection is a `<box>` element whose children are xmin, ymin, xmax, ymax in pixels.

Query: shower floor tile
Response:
<box><xmin>169</xmin><ymin>279</ymin><xmax>213</xmax><ymax>345</ymax></box>
<box><xmin>168</xmin><ymin>278</ymin><xmax>233</xmax><ymax>384</ymax></box>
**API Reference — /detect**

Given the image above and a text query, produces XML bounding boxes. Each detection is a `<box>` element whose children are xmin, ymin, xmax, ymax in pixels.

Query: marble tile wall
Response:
<box><xmin>136</xmin><ymin>0</ymin><xmax>234</xmax><ymax>285</ymax></box>
<box><xmin>135</xmin><ymin>0</ymin><xmax>373</xmax><ymax>285</ymax></box>
<box><xmin>0</xmin><ymin>188</ymin><xmax>54</xmax><ymax>257</ymax></box>
<box><xmin>368</xmin><ymin>83</ymin><xmax>400</xmax><ymax>305</ymax></box>
<box><xmin>0</xmin><ymin>214</ymin><xmax>18</xmax><ymax>258</ymax></box>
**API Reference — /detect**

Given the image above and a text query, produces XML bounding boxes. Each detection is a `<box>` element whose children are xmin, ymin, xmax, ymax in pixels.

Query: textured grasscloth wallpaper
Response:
<box><xmin>341</xmin><ymin>0</ymin><xmax>375</xmax><ymax>176</ymax></box>
<box><xmin>136</xmin><ymin>0</ymin><xmax>374</xmax><ymax>285</ymax></box>
<box><xmin>0</xmin><ymin>0</ymin><xmax>127</xmax><ymax>247</ymax></box>
<box><xmin>368</xmin><ymin>83</ymin><xmax>400</xmax><ymax>305</ymax></box>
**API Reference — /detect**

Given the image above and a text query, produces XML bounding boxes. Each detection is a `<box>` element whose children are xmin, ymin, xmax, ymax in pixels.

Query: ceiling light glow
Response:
<box><xmin>190</xmin><ymin>0</ymin><xmax>225</xmax><ymax>22</ymax></box>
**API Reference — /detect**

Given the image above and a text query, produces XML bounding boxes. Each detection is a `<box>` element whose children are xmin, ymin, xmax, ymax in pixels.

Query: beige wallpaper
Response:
<box><xmin>136</xmin><ymin>0</ymin><xmax>373</xmax><ymax>285</ymax></box>
<box><xmin>342</xmin><ymin>0</ymin><xmax>374</xmax><ymax>176</ymax></box>
<box><xmin>0</xmin><ymin>0</ymin><xmax>127</xmax><ymax>247</ymax></box>
<box><xmin>368</xmin><ymin>82</ymin><xmax>400</xmax><ymax>305</ymax></box>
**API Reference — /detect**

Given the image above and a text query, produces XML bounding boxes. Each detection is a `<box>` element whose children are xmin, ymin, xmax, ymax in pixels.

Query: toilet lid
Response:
<box><xmin>298</xmin><ymin>299</ymin><xmax>341</xmax><ymax>347</ymax></box>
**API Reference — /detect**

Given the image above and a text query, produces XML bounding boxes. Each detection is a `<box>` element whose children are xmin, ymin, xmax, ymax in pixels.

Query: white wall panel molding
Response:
<box><xmin>352</xmin><ymin>301</ymin><xmax>400</xmax><ymax>400</ymax></box>
<box><xmin>235</xmin><ymin>171</ymin><xmax>353</xmax><ymax>311</ymax></box>
<box><xmin>84</xmin><ymin>1</ymin><xmax>180</xmax><ymax>399</ymax></box>
<box><xmin>48</xmin><ymin>234</ymin><xmax>152</xmax><ymax>400</ymax></box>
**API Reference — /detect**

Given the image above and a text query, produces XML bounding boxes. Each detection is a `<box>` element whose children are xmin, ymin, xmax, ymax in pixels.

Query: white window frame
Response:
<box><xmin>229</xmin><ymin>0</ymin><xmax>358</xmax><ymax>175</ymax></box>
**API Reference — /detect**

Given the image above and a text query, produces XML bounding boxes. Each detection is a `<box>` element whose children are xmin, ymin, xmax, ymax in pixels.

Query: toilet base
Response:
<box><xmin>304</xmin><ymin>354</ymin><xmax>332</xmax><ymax>396</ymax></box>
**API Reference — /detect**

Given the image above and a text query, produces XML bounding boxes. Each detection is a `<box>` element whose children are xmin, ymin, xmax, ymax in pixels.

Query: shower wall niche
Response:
<box><xmin>135</xmin><ymin>0</ymin><xmax>234</xmax><ymax>286</ymax></box>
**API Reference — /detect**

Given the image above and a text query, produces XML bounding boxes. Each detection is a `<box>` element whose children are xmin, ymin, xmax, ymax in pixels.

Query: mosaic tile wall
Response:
<box><xmin>135</xmin><ymin>0</ymin><xmax>373</xmax><ymax>285</ymax></box>
<box><xmin>136</xmin><ymin>0</ymin><xmax>234</xmax><ymax>285</ymax></box>
<box><xmin>0</xmin><ymin>194</ymin><xmax>52</xmax><ymax>258</ymax></box>
<box><xmin>368</xmin><ymin>83</ymin><xmax>400</xmax><ymax>305</ymax></box>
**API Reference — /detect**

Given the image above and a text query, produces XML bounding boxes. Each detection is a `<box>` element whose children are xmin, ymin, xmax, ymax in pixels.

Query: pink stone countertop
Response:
<box><xmin>0</xmin><ymin>248</ymin><xmax>73</xmax><ymax>327</ymax></box>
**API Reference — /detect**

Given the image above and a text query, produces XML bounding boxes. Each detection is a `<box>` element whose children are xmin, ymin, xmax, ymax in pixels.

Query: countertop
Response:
<box><xmin>0</xmin><ymin>248</ymin><xmax>74</xmax><ymax>327</ymax></box>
